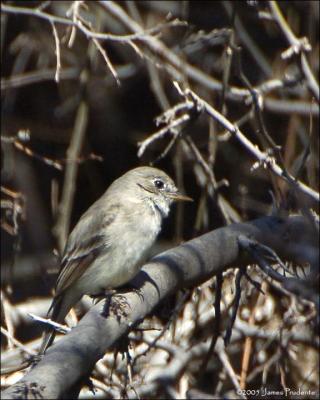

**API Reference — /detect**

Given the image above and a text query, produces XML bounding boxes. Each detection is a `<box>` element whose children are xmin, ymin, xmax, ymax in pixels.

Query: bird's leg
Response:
<box><xmin>98</xmin><ymin>290</ymin><xmax>131</xmax><ymax>321</ymax></box>
<box><xmin>92</xmin><ymin>287</ymin><xmax>140</xmax><ymax>320</ymax></box>
<box><xmin>88</xmin><ymin>287</ymin><xmax>127</xmax><ymax>319</ymax></box>
<box><xmin>90</xmin><ymin>288</ymin><xmax>117</xmax><ymax>305</ymax></box>
<box><xmin>102</xmin><ymin>290</ymin><xmax>116</xmax><ymax>318</ymax></box>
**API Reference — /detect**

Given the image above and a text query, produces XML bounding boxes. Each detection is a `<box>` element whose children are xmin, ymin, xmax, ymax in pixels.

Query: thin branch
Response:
<box><xmin>99</xmin><ymin>1</ymin><xmax>317</xmax><ymax>115</ymax></box>
<box><xmin>137</xmin><ymin>113</ymin><xmax>191</xmax><ymax>158</ymax></box>
<box><xmin>0</xmin><ymin>3</ymin><xmax>186</xmax><ymax>43</ymax></box>
<box><xmin>174</xmin><ymin>83</ymin><xmax>319</xmax><ymax>202</ymax></box>
<box><xmin>2</xmin><ymin>2</ymin><xmax>318</xmax><ymax>115</ymax></box>
<box><xmin>92</xmin><ymin>37</ymin><xmax>120</xmax><ymax>85</ymax></box>
<box><xmin>269</xmin><ymin>1</ymin><xmax>319</xmax><ymax>101</ymax></box>
<box><xmin>50</xmin><ymin>22</ymin><xmax>61</xmax><ymax>83</ymax></box>
<box><xmin>1</xmin><ymin>67</ymin><xmax>78</xmax><ymax>91</ymax></box>
<box><xmin>53</xmin><ymin>96</ymin><xmax>89</xmax><ymax>252</ymax></box>
<box><xmin>0</xmin><ymin>326</ymin><xmax>36</xmax><ymax>356</ymax></box>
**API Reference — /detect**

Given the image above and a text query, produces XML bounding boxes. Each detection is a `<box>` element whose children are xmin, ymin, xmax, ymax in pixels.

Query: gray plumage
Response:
<box><xmin>40</xmin><ymin>166</ymin><xmax>192</xmax><ymax>353</ymax></box>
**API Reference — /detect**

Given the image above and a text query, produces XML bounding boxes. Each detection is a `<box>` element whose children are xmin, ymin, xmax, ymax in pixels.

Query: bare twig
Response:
<box><xmin>28</xmin><ymin>313</ymin><xmax>70</xmax><ymax>335</ymax></box>
<box><xmin>200</xmin><ymin>273</ymin><xmax>223</xmax><ymax>372</ymax></box>
<box><xmin>99</xmin><ymin>1</ymin><xmax>317</xmax><ymax>115</ymax></box>
<box><xmin>0</xmin><ymin>326</ymin><xmax>36</xmax><ymax>356</ymax></box>
<box><xmin>92</xmin><ymin>37</ymin><xmax>120</xmax><ymax>85</ymax></box>
<box><xmin>1</xmin><ymin>3</ymin><xmax>186</xmax><ymax>43</ymax></box>
<box><xmin>224</xmin><ymin>268</ymin><xmax>245</xmax><ymax>346</ymax></box>
<box><xmin>50</xmin><ymin>22</ymin><xmax>61</xmax><ymax>82</ymax></box>
<box><xmin>137</xmin><ymin>113</ymin><xmax>191</xmax><ymax>158</ymax></box>
<box><xmin>2</xmin><ymin>2</ymin><xmax>318</xmax><ymax>115</ymax></box>
<box><xmin>1</xmin><ymin>67</ymin><xmax>78</xmax><ymax>91</ymax></box>
<box><xmin>174</xmin><ymin>83</ymin><xmax>319</xmax><ymax>202</ymax></box>
<box><xmin>269</xmin><ymin>1</ymin><xmax>319</xmax><ymax>101</ymax></box>
<box><xmin>53</xmin><ymin>94</ymin><xmax>89</xmax><ymax>252</ymax></box>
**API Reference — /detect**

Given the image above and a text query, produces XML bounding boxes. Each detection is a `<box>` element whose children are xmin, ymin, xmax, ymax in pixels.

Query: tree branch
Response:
<box><xmin>2</xmin><ymin>215</ymin><xmax>318</xmax><ymax>399</ymax></box>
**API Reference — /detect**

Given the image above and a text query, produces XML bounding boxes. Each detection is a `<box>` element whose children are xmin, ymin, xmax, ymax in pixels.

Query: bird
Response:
<box><xmin>40</xmin><ymin>166</ymin><xmax>192</xmax><ymax>354</ymax></box>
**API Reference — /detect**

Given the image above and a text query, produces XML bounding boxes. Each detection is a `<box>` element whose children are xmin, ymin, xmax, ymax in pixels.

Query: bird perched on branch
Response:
<box><xmin>40</xmin><ymin>166</ymin><xmax>192</xmax><ymax>354</ymax></box>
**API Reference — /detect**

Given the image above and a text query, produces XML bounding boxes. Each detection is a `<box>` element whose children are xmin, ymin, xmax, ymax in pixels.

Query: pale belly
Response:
<box><xmin>74</xmin><ymin>232</ymin><xmax>157</xmax><ymax>295</ymax></box>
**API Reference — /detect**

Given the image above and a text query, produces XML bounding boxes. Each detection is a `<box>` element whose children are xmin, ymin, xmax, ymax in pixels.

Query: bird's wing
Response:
<box><xmin>55</xmin><ymin>201</ymin><xmax>119</xmax><ymax>295</ymax></box>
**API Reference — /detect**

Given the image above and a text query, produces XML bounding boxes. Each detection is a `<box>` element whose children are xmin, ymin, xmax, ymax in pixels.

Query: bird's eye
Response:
<box><xmin>154</xmin><ymin>179</ymin><xmax>164</xmax><ymax>189</ymax></box>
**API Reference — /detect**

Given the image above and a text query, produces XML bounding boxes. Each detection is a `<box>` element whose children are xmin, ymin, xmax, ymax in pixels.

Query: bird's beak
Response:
<box><xmin>168</xmin><ymin>191</ymin><xmax>193</xmax><ymax>202</ymax></box>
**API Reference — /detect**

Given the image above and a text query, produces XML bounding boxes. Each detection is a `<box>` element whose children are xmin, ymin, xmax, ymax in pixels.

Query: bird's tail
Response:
<box><xmin>38</xmin><ymin>294</ymin><xmax>72</xmax><ymax>355</ymax></box>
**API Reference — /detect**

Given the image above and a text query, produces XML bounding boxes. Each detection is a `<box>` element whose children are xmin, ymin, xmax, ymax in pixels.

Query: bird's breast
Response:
<box><xmin>77</xmin><ymin>207</ymin><xmax>161</xmax><ymax>293</ymax></box>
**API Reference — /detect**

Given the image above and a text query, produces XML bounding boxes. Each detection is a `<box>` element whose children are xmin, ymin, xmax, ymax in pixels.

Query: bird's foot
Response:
<box><xmin>102</xmin><ymin>293</ymin><xmax>130</xmax><ymax>321</ymax></box>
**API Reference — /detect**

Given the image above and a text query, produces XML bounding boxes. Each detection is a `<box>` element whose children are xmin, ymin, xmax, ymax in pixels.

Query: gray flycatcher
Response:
<box><xmin>40</xmin><ymin>166</ymin><xmax>192</xmax><ymax>353</ymax></box>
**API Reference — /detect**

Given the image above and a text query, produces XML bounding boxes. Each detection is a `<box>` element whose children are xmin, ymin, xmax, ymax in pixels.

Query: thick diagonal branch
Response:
<box><xmin>2</xmin><ymin>215</ymin><xmax>318</xmax><ymax>399</ymax></box>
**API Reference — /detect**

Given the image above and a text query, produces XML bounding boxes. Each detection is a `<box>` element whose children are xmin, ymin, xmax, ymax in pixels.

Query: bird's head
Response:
<box><xmin>117</xmin><ymin>166</ymin><xmax>192</xmax><ymax>218</ymax></box>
